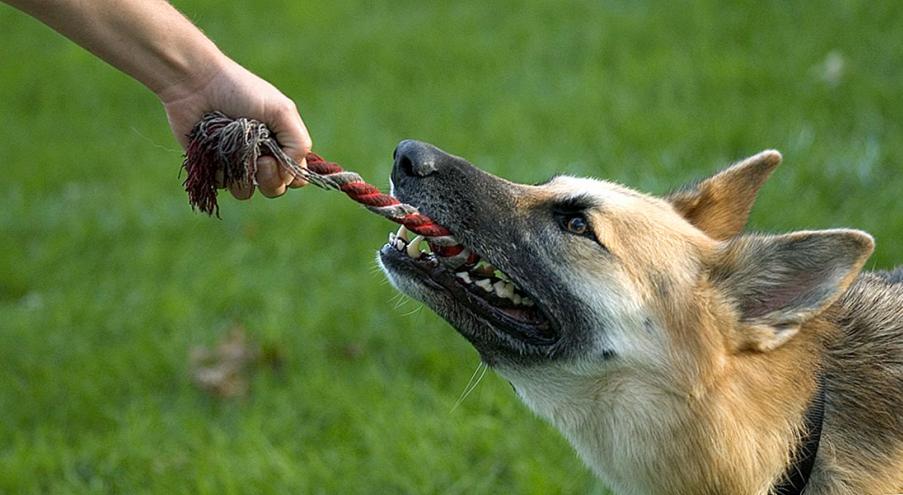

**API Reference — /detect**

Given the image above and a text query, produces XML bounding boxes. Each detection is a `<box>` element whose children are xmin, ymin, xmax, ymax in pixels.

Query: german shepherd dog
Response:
<box><xmin>378</xmin><ymin>141</ymin><xmax>903</xmax><ymax>494</ymax></box>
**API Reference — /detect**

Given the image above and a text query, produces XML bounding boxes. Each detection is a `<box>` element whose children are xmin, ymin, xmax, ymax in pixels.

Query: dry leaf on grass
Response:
<box><xmin>189</xmin><ymin>325</ymin><xmax>261</xmax><ymax>399</ymax></box>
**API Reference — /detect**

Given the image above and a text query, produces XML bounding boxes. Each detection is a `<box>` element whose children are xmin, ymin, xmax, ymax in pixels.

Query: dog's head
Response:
<box><xmin>378</xmin><ymin>141</ymin><xmax>873</xmax><ymax>393</ymax></box>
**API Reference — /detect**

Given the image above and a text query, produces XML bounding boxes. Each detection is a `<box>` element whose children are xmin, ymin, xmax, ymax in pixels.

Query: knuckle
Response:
<box><xmin>280</xmin><ymin>99</ymin><xmax>298</xmax><ymax>115</ymax></box>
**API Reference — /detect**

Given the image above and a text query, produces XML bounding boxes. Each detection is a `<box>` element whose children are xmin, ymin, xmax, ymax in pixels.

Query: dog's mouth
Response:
<box><xmin>380</xmin><ymin>225</ymin><xmax>558</xmax><ymax>346</ymax></box>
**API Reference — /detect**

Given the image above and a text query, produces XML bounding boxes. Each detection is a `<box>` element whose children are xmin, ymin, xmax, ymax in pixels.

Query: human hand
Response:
<box><xmin>160</xmin><ymin>58</ymin><xmax>312</xmax><ymax>199</ymax></box>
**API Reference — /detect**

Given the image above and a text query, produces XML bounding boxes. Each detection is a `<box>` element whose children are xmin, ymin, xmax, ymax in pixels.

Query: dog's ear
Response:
<box><xmin>710</xmin><ymin>229</ymin><xmax>874</xmax><ymax>352</ymax></box>
<box><xmin>668</xmin><ymin>150</ymin><xmax>782</xmax><ymax>240</ymax></box>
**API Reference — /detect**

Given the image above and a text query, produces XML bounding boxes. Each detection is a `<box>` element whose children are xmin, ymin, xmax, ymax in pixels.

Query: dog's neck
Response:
<box><xmin>504</xmin><ymin>329</ymin><xmax>823</xmax><ymax>495</ymax></box>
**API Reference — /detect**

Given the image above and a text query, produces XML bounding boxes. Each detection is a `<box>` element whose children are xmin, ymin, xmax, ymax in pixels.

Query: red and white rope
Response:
<box><xmin>182</xmin><ymin>112</ymin><xmax>466</xmax><ymax>258</ymax></box>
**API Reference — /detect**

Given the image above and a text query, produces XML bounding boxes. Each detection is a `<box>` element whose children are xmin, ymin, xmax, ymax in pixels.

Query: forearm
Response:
<box><xmin>4</xmin><ymin>0</ymin><xmax>226</xmax><ymax>101</ymax></box>
<box><xmin>6</xmin><ymin>0</ymin><xmax>311</xmax><ymax>196</ymax></box>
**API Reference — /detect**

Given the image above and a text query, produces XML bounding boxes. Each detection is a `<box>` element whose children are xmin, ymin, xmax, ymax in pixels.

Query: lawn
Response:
<box><xmin>1</xmin><ymin>0</ymin><xmax>901</xmax><ymax>493</ymax></box>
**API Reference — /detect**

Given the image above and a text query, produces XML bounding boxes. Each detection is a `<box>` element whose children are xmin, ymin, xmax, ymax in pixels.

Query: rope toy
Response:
<box><xmin>182</xmin><ymin>112</ymin><xmax>467</xmax><ymax>260</ymax></box>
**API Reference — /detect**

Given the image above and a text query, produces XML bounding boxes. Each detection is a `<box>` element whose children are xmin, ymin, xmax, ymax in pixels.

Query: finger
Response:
<box><xmin>256</xmin><ymin>156</ymin><xmax>288</xmax><ymax>198</ymax></box>
<box><xmin>229</xmin><ymin>180</ymin><xmax>255</xmax><ymax>200</ymax></box>
<box><xmin>276</xmin><ymin>113</ymin><xmax>311</xmax><ymax>189</ymax></box>
<box><xmin>294</xmin><ymin>117</ymin><xmax>313</xmax><ymax>158</ymax></box>
<box><xmin>280</xmin><ymin>156</ymin><xmax>308</xmax><ymax>188</ymax></box>
<box><xmin>268</xmin><ymin>100</ymin><xmax>313</xmax><ymax>164</ymax></box>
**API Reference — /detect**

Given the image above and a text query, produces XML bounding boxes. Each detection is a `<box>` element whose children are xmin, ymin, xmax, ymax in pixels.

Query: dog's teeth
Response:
<box><xmin>455</xmin><ymin>272</ymin><xmax>472</xmax><ymax>284</ymax></box>
<box><xmin>512</xmin><ymin>294</ymin><xmax>522</xmax><ymax>305</ymax></box>
<box><xmin>475</xmin><ymin>279</ymin><xmax>493</xmax><ymax>292</ymax></box>
<box><xmin>492</xmin><ymin>280</ymin><xmax>512</xmax><ymax>299</ymax></box>
<box><xmin>522</xmin><ymin>297</ymin><xmax>534</xmax><ymax>307</ymax></box>
<box><xmin>389</xmin><ymin>232</ymin><xmax>396</xmax><ymax>244</ymax></box>
<box><xmin>396</xmin><ymin>225</ymin><xmax>410</xmax><ymax>241</ymax></box>
<box><xmin>494</xmin><ymin>281</ymin><xmax>515</xmax><ymax>299</ymax></box>
<box><xmin>406</xmin><ymin>235</ymin><xmax>424</xmax><ymax>258</ymax></box>
<box><xmin>394</xmin><ymin>238</ymin><xmax>406</xmax><ymax>251</ymax></box>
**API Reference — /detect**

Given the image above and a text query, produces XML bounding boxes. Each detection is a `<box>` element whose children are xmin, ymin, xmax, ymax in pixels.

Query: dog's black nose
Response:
<box><xmin>393</xmin><ymin>139</ymin><xmax>444</xmax><ymax>177</ymax></box>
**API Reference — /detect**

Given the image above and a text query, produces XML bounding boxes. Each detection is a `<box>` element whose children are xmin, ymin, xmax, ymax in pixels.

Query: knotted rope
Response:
<box><xmin>182</xmin><ymin>112</ymin><xmax>465</xmax><ymax>258</ymax></box>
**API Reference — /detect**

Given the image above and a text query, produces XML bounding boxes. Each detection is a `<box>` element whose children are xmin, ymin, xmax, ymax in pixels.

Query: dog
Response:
<box><xmin>378</xmin><ymin>140</ymin><xmax>903</xmax><ymax>494</ymax></box>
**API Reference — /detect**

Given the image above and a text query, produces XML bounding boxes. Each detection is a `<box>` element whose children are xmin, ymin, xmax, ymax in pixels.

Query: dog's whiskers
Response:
<box><xmin>399</xmin><ymin>305</ymin><xmax>424</xmax><ymax>317</ymax></box>
<box><xmin>450</xmin><ymin>362</ymin><xmax>488</xmax><ymax>414</ymax></box>
<box><xmin>391</xmin><ymin>293</ymin><xmax>412</xmax><ymax>310</ymax></box>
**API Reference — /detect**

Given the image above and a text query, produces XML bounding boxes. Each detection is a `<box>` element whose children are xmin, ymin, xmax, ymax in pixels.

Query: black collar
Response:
<box><xmin>770</xmin><ymin>373</ymin><xmax>827</xmax><ymax>495</ymax></box>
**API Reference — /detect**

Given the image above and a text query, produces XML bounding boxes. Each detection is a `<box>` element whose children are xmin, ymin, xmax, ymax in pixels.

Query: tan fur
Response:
<box><xmin>502</xmin><ymin>156</ymin><xmax>902</xmax><ymax>493</ymax></box>
<box><xmin>383</xmin><ymin>145</ymin><xmax>903</xmax><ymax>493</ymax></box>
<box><xmin>668</xmin><ymin>150</ymin><xmax>782</xmax><ymax>240</ymax></box>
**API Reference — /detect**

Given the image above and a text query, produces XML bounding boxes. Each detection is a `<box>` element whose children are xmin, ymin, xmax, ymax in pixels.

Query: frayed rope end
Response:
<box><xmin>180</xmin><ymin>112</ymin><xmax>452</xmax><ymax>238</ymax></box>
<box><xmin>182</xmin><ymin>111</ymin><xmax>269</xmax><ymax>217</ymax></box>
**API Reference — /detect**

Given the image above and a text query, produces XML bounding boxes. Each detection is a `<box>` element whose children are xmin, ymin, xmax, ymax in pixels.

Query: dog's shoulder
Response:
<box><xmin>838</xmin><ymin>268</ymin><xmax>903</xmax><ymax>319</ymax></box>
<box><xmin>817</xmin><ymin>268</ymin><xmax>903</xmax><ymax>489</ymax></box>
<box><xmin>828</xmin><ymin>267</ymin><xmax>903</xmax><ymax>358</ymax></box>
<box><xmin>826</xmin><ymin>269</ymin><xmax>903</xmax><ymax>388</ymax></box>
<box><xmin>874</xmin><ymin>266</ymin><xmax>903</xmax><ymax>285</ymax></box>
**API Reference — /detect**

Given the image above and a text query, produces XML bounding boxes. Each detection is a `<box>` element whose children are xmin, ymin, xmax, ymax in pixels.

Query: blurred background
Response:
<box><xmin>1</xmin><ymin>0</ymin><xmax>901</xmax><ymax>493</ymax></box>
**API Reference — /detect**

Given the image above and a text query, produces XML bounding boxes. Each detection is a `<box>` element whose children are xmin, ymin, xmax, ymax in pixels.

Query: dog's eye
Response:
<box><xmin>552</xmin><ymin>198</ymin><xmax>607</xmax><ymax>250</ymax></box>
<box><xmin>565</xmin><ymin>215</ymin><xmax>588</xmax><ymax>235</ymax></box>
<box><xmin>557</xmin><ymin>213</ymin><xmax>597</xmax><ymax>241</ymax></box>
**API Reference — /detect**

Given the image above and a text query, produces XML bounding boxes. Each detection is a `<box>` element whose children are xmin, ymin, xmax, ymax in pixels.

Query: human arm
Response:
<box><xmin>3</xmin><ymin>0</ymin><xmax>309</xmax><ymax>197</ymax></box>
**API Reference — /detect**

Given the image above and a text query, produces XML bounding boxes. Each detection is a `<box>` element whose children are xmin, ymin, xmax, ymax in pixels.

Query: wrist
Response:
<box><xmin>154</xmin><ymin>44</ymin><xmax>230</xmax><ymax>106</ymax></box>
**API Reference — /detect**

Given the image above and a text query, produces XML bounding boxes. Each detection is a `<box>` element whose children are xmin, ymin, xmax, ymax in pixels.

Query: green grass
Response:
<box><xmin>1</xmin><ymin>0</ymin><xmax>902</xmax><ymax>493</ymax></box>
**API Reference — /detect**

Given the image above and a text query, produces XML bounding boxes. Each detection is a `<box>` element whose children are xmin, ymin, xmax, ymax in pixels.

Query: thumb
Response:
<box><xmin>268</xmin><ymin>101</ymin><xmax>313</xmax><ymax>187</ymax></box>
<box><xmin>269</xmin><ymin>101</ymin><xmax>312</xmax><ymax>163</ymax></box>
